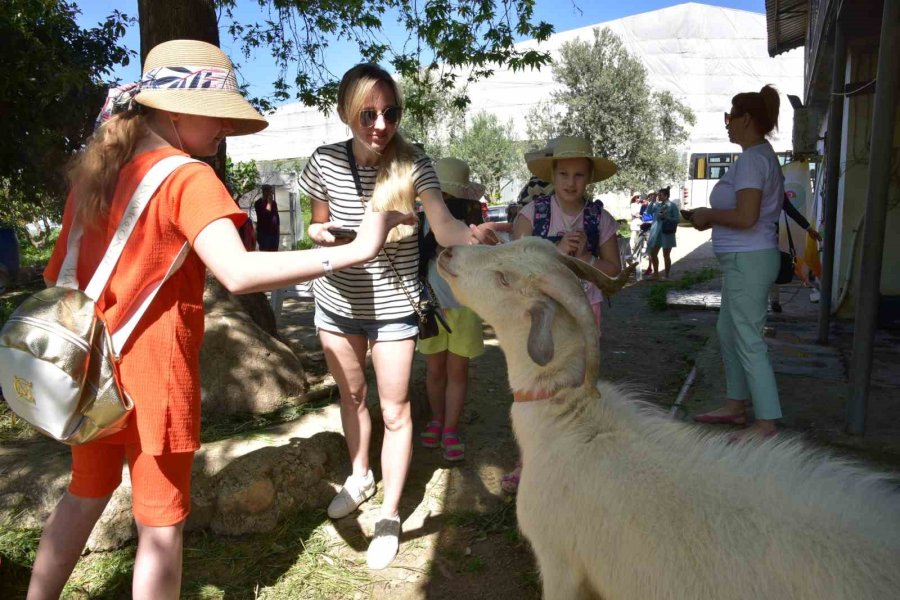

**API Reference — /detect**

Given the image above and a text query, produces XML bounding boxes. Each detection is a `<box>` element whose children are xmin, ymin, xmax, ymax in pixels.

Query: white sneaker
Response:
<box><xmin>366</xmin><ymin>516</ymin><xmax>401</xmax><ymax>570</ymax></box>
<box><xmin>809</xmin><ymin>288</ymin><xmax>821</xmax><ymax>303</ymax></box>
<box><xmin>327</xmin><ymin>470</ymin><xmax>375</xmax><ymax>519</ymax></box>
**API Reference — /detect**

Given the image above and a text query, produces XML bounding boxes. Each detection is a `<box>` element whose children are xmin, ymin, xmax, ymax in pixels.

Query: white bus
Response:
<box><xmin>680</xmin><ymin>150</ymin><xmax>794</xmax><ymax>209</ymax></box>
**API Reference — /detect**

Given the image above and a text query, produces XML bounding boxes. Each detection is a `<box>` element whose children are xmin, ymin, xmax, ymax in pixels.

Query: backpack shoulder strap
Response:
<box><xmin>72</xmin><ymin>155</ymin><xmax>200</xmax><ymax>356</ymax></box>
<box><xmin>530</xmin><ymin>194</ymin><xmax>552</xmax><ymax>238</ymax></box>
<box><xmin>583</xmin><ymin>199</ymin><xmax>605</xmax><ymax>255</ymax></box>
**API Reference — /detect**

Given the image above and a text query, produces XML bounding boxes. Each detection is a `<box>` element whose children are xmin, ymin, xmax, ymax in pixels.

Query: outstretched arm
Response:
<box><xmin>194</xmin><ymin>209</ymin><xmax>416</xmax><ymax>294</ymax></box>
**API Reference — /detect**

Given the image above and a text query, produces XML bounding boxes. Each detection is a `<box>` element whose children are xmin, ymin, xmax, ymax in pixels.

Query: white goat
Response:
<box><xmin>437</xmin><ymin>237</ymin><xmax>900</xmax><ymax>600</ymax></box>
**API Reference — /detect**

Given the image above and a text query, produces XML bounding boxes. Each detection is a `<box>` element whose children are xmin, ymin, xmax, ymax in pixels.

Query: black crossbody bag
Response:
<box><xmin>775</xmin><ymin>211</ymin><xmax>797</xmax><ymax>285</ymax></box>
<box><xmin>344</xmin><ymin>140</ymin><xmax>450</xmax><ymax>338</ymax></box>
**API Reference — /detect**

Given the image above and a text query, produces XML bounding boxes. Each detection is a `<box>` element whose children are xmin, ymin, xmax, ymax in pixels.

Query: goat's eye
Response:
<box><xmin>496</xmin><ymin>271</ymin><xmax>510</xmax><ymax>287</ymax></box>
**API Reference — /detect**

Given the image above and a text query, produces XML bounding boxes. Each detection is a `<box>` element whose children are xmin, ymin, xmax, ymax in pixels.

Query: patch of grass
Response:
<box><xmin>0</xmin><ymin>517</ymin><xmax>42</xmax><ymax>597</ymax></box>
<box><xmin>645</xmin><ymin>267</ymin><xmax>720</xmax><ymax>311</ymax></box>
<box><xmin>463</xmin><ymin>557</ymin><xmax>485</xmax><ymax>573</ymax></box>
<box><xmin>445</xmin><ymin>501</ymin><xmax>517</xmax><ymax>537</ymax></box>
<box><xmin>0</xmin><ymin>403</ymin><xmax>39</xmax><ymax>443</ymax></box>
<box><xmin>64</xmin><ymin>547</ymin><xmax>136</xmax><ymax>599</ymax></box>
<box><xmin>199</xmin><ymin>393</ymin><xmax>335</xmax><ymax>443</ymax></box>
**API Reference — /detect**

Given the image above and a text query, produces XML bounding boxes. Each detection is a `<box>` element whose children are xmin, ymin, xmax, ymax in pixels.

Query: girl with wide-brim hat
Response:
<box><xmin>502</xmin><ymin>136</ymin><xmax>622</xmax><ymax>494</ymax></box>
<box><xmin>27</xmin><ymin>39</ymin><xmax>415</xmax><ymax>599</ymax></box>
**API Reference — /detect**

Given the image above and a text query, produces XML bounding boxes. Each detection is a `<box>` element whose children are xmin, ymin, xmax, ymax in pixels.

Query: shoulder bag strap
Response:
<box><xmin>783</xmin><ymin>210</ymin><xmax>796</xmax><ymax>258</ymax></box>
<box><xmin>73</xmin><ymin>155</ymin><xmax>199</xmax><ymax>355</ymax></box>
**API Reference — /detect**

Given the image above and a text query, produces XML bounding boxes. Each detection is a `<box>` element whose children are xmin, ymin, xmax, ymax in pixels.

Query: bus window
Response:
<box><xmin>709</xmin><ymin>165</ymin><xmax>730</xmax><ymax>179</ymax></box>
<box><xmin>706</xmin><ymin>154</ymin><xmax>733</xmax><ymax>180</ymax></box>
<box><xmin>690</xmin><ymin>154</ymin><xmax>706</xmax><ymax>179</ymax></box>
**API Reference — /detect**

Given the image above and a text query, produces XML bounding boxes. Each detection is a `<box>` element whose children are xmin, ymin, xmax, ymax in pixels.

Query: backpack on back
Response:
<box><xmin>0</xmin><ymin>156</ymin><xmax>197</xmax><ymax>444</ymax></box>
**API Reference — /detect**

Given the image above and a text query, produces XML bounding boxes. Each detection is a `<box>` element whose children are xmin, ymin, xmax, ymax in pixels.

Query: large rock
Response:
<box><xmin>200</xmin><ymin>276</ymin><xmax>309</xmax><ymax>415</ymax></box>
<box><xmin>0</xmin><ymin>406</ymin><xmax>349</xmax><ymax>551</ymax></box>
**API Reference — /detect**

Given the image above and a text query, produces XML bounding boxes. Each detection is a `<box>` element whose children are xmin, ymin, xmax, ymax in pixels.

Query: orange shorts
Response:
<box><xmin>69</xmin><ymin>436</ymin><xmax>194</xmax><ymax>527</ymax></box>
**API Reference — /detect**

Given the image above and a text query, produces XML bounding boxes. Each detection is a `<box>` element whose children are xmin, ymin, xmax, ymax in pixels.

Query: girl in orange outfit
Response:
<box><xmin>27</xmin><ymin>40</ymin><xmax>414</xmax><ymax>600</ymax></box>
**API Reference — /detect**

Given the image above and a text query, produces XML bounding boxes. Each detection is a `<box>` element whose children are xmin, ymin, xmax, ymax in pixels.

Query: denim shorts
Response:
<box><xmin>314</xmin><ymin>306</ymin><xmax>418</xmax><ymax>341</ymax></box>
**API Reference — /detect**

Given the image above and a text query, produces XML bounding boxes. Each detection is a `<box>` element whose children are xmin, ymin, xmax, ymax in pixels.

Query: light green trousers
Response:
<box><xmin>716</xmin><ymin>248</ymin><xmax>782</xmax><ymax>420</ymax></box>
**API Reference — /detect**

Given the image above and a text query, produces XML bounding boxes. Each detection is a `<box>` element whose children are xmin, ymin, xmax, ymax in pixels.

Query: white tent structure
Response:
<box><xmin>228</xmin><ymin>2</ymin><xmax>804</xmax><ymax>210</ymax></box>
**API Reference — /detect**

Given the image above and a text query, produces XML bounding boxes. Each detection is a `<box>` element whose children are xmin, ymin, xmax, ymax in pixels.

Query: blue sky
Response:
<box><xmin>75</xmin><ymin>0</ymin><xmax>765</xmax><ymax>104</ymax></box>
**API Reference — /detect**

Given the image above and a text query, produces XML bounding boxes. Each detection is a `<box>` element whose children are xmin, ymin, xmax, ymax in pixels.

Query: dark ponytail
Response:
<box><xmin>732</xmin><ymin>84</ymin><xmax>780</xmax><ymax>137</ymax></box>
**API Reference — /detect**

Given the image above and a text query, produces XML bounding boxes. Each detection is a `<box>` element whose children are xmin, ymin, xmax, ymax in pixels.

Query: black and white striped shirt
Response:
<box><xmin>299</xmin><ymin>140</ymin><xmax>440</xmax><ymax>320</ymax></box>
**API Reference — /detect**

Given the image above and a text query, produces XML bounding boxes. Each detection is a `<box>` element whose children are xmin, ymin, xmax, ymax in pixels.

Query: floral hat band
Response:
<box><xmin>95</xmin><ymin>66</ymin><xmax>238</xmax><ymax>129</ymax></box>
<box><xmin>91</xmin><ymin>39</ymin><xmax>266</xmax><ymax>136</ymax></box>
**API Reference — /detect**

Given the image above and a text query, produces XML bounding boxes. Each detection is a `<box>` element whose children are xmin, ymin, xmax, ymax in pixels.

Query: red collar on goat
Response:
<box><xmin>513</xmin><ymin>388</ymin><xmax>560</xmax><ymax>402</ymax></box>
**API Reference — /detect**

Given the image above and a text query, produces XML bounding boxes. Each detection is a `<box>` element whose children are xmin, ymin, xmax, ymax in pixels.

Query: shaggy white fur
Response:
<box><xmin>438</xmin><ymin>237</ymin><xmax>900</xmax><ymax>600</ymax></box>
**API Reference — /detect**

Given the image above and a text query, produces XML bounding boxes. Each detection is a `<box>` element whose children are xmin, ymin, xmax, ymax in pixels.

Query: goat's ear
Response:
<box><xmin>526</xmin><ymin>299</ymin><xmax>556</xmax><ymax>366</ymax></box>
<box><xmin>555</xmin><ymin>254</ymin><xmax>636</xmax><ymax>296</ymax></box>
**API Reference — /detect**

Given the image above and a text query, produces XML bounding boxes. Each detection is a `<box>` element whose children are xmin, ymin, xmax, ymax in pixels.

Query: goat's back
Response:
<box><xmin>512</xmin><ymin>380</ymin><xmax>900</xmax><ymax>600</ymax></box>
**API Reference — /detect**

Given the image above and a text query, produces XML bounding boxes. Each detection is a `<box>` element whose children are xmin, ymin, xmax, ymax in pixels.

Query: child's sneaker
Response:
<box><xmin>327</xmin><ymin>470</ymin><xmax>375</xmax><ymax>519</ymax></box>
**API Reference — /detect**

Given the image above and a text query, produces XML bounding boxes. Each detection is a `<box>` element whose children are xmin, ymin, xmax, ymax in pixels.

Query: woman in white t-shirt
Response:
<box><xmin>299</xmin><ymin>63</ymin><xmax>501</xmax><ymax>569</ymax></box>
<box><xmin>687</xmin><ymin>85</ymin><xmax>784</xmax><ymax>440</ymax></box>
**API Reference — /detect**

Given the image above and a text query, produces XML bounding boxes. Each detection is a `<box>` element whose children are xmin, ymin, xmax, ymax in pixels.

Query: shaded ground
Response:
<box><xmin>2</xmin><ymin>226</ymin><xmax>899</xmax><ymax>598</ymax></box>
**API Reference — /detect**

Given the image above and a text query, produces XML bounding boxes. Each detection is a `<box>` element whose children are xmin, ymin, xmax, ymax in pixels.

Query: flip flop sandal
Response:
<box><xmin>420</xmin><ymin>420</ymin><xmax>442</xmax><ymax>448</ymax></box>
<box><xmin>441</xmin><ymin>428</ymin><xmax>465</xmax><ymax>461</ymax></box>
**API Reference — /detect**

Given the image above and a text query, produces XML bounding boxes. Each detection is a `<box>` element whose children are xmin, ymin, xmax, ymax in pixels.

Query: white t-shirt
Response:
<box><xmin>708</xmin><ymin>142</ymin><xmax>784</xmax><ymax>253</ymax></box>
<box><xmin>299</xmin><ymin>141</ymin><xmax>440</xmax><ymax>319</ymax></box>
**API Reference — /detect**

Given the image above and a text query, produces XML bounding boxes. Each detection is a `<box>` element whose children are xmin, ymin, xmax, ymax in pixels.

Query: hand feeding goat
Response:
<box><xmin>437</xmin><ymin>237</ymin><xmax>900</xmax><ymax>600</ymax></box>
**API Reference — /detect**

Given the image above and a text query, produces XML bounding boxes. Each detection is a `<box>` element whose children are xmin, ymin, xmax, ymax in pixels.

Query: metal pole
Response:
<box><xmin>846</xmin><ymin>0</ymin><xmax>900</xmax><ymax>435</ymax></box>
<box><xmin>817</xmin><ymin>19</ymin><xmax>847</xmax><ymax>345</ymax></box>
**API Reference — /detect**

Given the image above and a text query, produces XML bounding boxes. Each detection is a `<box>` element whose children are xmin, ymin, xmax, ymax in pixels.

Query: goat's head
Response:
<box><xmin>437</xmin><ymin>237</ymin><xmax>633</xmax><ymax>394</ymax></box>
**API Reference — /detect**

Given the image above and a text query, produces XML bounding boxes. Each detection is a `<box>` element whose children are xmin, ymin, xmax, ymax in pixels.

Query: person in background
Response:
<box><xmin>646</xmin><ymin>186</ymin><xmax>679</xmax><ymax>280</ymax></box>
<box><xmin>254</xmin><ymin>184</ymin><xmax>280</xmax><ymax>251</ymax></box>
<box><xmin>299</xmin><ymin>63</ymin><xmax>501</xmax><ymax>570</ymax></box>
<box><xmin>417</xmin><ymin>158</ymin><xmax>486</xmax><ymax>462</ymax></box>
<box><xmin>688</xmin><ymin>84</ymin><xmax>785</xmax><ymax>440</ymax></box>
<box><xmin>27</xmin><ymin>40</ymin><xmax>412</xmax><ymax>600</ymax></box>
<box><xmin>629</xmin><ymin>193</ymin><xmax>646</xmax><ymax>256</ymax></box>
<box><xmin>503</xmin><ymin>135</ymin><xmax>620</xmax><ymax>494</ymax></box>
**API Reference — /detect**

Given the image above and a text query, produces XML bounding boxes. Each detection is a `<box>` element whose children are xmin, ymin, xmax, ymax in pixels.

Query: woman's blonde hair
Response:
<box><xmin>68</xmin><ymin>108</ymin><xmax>148</xmax><ymax>225</ymax></box>
<box><xmin>338</xmin><ymin>63</ymin><xmax>418</xmax><ymax>242</ymax></box>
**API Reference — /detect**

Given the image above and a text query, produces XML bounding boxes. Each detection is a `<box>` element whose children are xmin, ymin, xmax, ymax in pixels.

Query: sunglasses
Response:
<box><xmin>724</xmin><ymin>111</ymin><xmax>745</xmax><ymax>125</ymax></box>
<box><xmin>359</xmin><ymin>106</ymin><xmax>401</xmax><ymax>128</ymax></box>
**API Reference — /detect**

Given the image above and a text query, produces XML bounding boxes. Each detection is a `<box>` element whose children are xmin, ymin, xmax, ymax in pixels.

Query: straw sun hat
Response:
<box><xmin>435</xmin><ymin>157</ymin><xmax>486</xmax><ymax>201</ymax></box>
<box><xmin>133</xmin><ymin>39</ymin><xmax>267</xmax><ymax>136</ymax></box>
<box><xmin>526</xmin><ymin>136</ymin><xmax>617</xmax><ymax>183</ymax></box>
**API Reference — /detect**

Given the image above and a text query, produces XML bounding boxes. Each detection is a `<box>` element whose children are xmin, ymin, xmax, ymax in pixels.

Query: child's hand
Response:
<box><xmin>467</xmin><ymin>222</ymin><xmax>509</xmax><ymax>245</ymax></box>
<box><xmin>353</xmin><ymin>209</ymin><xmax>416</xmax><ymax>258</ymax></box>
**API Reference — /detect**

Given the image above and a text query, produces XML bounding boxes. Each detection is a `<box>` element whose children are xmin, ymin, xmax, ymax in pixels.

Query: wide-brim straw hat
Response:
<box><xmin>135</xmin><ymin>40</ymin><xmax>267</xmax><ymax>136</ymax></box>
<box><xmin>526</xmin><ymin>136</ymin><xmax>617</xmax><ymax>183</ymax></box>
<box><xmin>435</xmin><ymin>157</ymin><xmax>485</xmax><ymax>201</ymax></box>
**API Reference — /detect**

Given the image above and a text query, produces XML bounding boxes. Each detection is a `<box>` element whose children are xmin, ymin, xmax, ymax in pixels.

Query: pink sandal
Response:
<box><xmin>420</xmin><ymin>420</ymin><xmax>442</xmax><ymax>448</ymax></box>
<box><xmin>441</xmin><ymin>428</ymin><xmax>465</xmax><ymax>461</ymax></box>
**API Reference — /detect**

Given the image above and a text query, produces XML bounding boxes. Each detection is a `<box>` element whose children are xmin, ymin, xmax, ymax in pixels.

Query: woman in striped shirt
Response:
<box><xmin>299</xmin><ymin>63</ymin><xmax>499</xmax><ymax>569</ymax></box>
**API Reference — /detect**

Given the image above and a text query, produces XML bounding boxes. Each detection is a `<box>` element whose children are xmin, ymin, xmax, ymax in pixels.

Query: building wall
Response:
<box><xmin>834</xmin><ymin>42</ymin><xmax>900</xmax><ymax>318</ymax></box>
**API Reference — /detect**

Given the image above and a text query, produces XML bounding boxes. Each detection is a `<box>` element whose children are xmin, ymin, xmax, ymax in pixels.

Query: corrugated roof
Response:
<box><xmin>766</xmin><ymin>0</ymin><xmax>809</xmax><ymax>57</ymax></box>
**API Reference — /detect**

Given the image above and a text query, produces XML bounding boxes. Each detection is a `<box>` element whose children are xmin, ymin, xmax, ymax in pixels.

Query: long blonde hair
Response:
<box><xmin>338</xmin><ymin>63</ymin><xmax>418</xmax><ymax>242</ymax></box>
<box><xmin>68</xmin><ymin>108</ymin><xmax>148</xmax><ymax>225</ymax></box>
